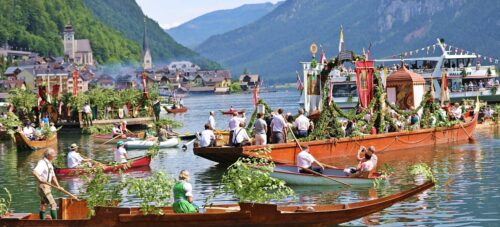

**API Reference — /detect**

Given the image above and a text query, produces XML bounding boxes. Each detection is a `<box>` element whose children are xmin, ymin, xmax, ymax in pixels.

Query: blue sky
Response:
<box><xmin>136</xmin><ymin>0</ymin><xmax>281</xmax><ymax>29</ymax></box>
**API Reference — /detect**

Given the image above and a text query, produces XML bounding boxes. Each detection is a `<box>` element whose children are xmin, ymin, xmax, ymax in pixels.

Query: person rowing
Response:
<box><xmin>32</xmin><ymin>148</ymin><xmax>62</xmax><ymax>220</ymax></box>
<box><xmin>344</xmin><ymin>146</ymin><xmax>378</xmax><ymax>177</ymax></box>
<box><xmin>173</xmin><ymin>170</ymin><xmax>198</xmax><ymax>213</ymax></box>
<box><xmin>112</xmin><ymin>123</ymin><xmax>124</xmax><ymax>138</ymax></box>
<box><xmin>296</xmin><ymin>145</ymin><xmax>325</xmax><ymax>174</ymax></box>
<box><xmin>67</xmin><ymin>143</ymin><xmax>92</xmax><ymax>168</ymax></box>
<box><xmin>114</xmin><ymin>141</ymin><xmax>128</xmax><ymax>164</ymax></box>
<box><xmin>143</xmin><ymin>124</ymin><xmax>158</xmax><ymax>142</ymax></box>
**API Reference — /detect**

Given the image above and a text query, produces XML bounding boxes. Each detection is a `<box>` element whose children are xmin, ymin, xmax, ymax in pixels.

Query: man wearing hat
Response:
<box><xmin>114</xmin><ymin>141</ymin><xmax>128</xmax><ymax>164</ymax></box>
<box><xmin>67</xmin><ymin>144</ymin><xmax>92</xmax><ymax>168</ymax></box>
<box><xmin>144</xmin><ymin>124</ymin><xmax>158</xmax><ymax>141</ymax></box>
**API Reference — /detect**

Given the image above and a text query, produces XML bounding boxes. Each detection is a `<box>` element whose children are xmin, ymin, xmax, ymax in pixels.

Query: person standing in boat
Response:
<box><xmin>253</xmin><ymin>113</ymin><xmax>267</xmax><ymax>145</ymax></box>
<box><xmin>153</xmin><ymin>99</ymin><xmax>161</xmax><ymax>121</ymax></box>
<box><xmin>199</xmin><ymin>124</ymin><xmax>216</xmax><ymax>147</ymax></box>
<box><xmin>233</xmin><ymin>122</ymin><xmax>250</xmax><ymax>147</ymax></box>
<box><xmin>294</xmin><ymin>109</ymin><xmax>310</xmax><ymax>138</ymax></box>
<box><xmin>207</xmin><ymin>111</ymin><xmax>216</xmax><ymax>129</ymax></box>
<box><xmin>228</xmin><ymin>112</ymin><xmax>245</xmax><ymax>145</ymax></box>
<box><xmin>297</xmin><ymin>145</ymin><xmax>324</xmax><ymax>173</ymax></box>
<box><xmin>32</xmin><ymin>148</ymin><xmax>62</xmax><ymax>220</ymax></box>
<box><xmin>67</xmin><ymin>144</ymin><xmax>92</xmax><ymax>168</ymax></box>
<box><xmin>114</xmin><ymin>141</ymin><xmax>128</xmax><ymax>164</ymax></box>
<box><xmin>271</xmin><ymin>108</ymin><xmax>287</xmax><ymax>144</ymax></box>
<box><xmin>173</xmin><ymin>170</ymin><xmax>198</xmax><ymax>213</ymax></box>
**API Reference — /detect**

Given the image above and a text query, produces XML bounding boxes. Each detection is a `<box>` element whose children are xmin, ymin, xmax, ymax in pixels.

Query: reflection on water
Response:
<box><xmin>0</xmin><ymin>89</ymin><xmax>499</xmax><ymax>226</ymax></box>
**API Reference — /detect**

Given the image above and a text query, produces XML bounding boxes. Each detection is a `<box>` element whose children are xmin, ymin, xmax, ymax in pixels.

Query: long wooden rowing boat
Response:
<box><xmin>221</xmin><ymin>109</ymin><xmax>245</xmax><ymax>115</ymax></box>
<box><xmin>0</xmin><ymin>181</ymin><xmax>434</xmax><ymax>226</ymax></box>
<box><xmin>54</xmin><ymin>155</ymin><xmax>151</xmax><ymax>176</ymax></box>
<box><xmin>165</xmin><ymin>106</ymin><xmax>188</xmax><ymax>113</ymax></box>
<box><xmin>92</xmin><ymin>132</ymin><xmax>145</xmax><ymax>143</ymax></box>
<box><xmin>13</xmin><ymin>131</ymin><xmax>58</xmax><ymax>151</ymax></box>
<box><xmin>194</xmin><ymin>112</ymin><xmax>478</xmax><ymax>164</ymax></box>
<box><xmin>271</xmin><ymin>164</ymin><xmax>380</xmax><ymax>186</ymax></box>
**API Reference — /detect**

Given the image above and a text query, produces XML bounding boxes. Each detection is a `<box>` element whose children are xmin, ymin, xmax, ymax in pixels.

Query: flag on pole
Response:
<box><xmin>296</xmin><ymin>71</ymin><xmax>303</xmax><ymax>92</ymax></box>
<box><xmin>338</xmin><ymin>25</ymin><xmax>344</xmax><ymax>53</ymax></box>
<box><xmin>440</xmin><ymin>71</ymin><xmax>450</xmax><ymax>106</ymax></box>
<box><xmin>319</xmin><ymin>47</ymin><xmax>328</xmax><ymax>64</ymax></box>
<box><xmin>253</xmin><ymin>84</ymin><xmax>259</xmax><ymax>106</ymax></box>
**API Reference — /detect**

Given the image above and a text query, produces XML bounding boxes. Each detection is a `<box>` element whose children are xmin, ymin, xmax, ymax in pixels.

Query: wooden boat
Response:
<box><xmin>165</xmin><ymin>106</ymin><xmax>188</xmax><ymax>113</ymax></box>
<box><xmin>0</xmin><ymin>181</ymin><xmax>434</xmax><ymax>226</ymax></box>
<box><xmin>221</xmin><ymin>109</ymin><xmax>245</xmax><ymax>115</ymax></box>
<box><xmin>92</xmin><ymin>132</ymin><xmax>145</xmax><ymax>142</ymax></box>
<box><xmin>124</xmin><ymin>137</ymin><xmax>180</xmax><ymax>149</ymax></box>
<box><xmin>271</xmin><ymin>164</ymin><xmax>380</xmax><ymax>186</ymax></box>
<box><xmin>13</xmin><ymin>131</ymin><xmax>58</xmax><ymax>151</ymax></box>
<box><xmin>194</xmin><ymin>112</ymin><xmax>478</xmax><ymax>164</ymax></box>
<box><xmin>54</xmin><ymin>155</ymin><xmax>151</xmax><ymax>177</ymax></box>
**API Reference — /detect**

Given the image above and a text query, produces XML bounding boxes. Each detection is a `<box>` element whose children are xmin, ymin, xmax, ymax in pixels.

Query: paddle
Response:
<box><xmin>102</xmin><ymin>134</ymin><xmax>123</xmax><ymax>145</ymax></box>
<box><xmin>182</xmin><ymin>139</ymin><xmax>196</xmax><ymax>151</ymax></box>
<box><xmin>286</xmin><ymin>124</ymin><xmax>337</xmax><ymax>169</ymax></box>
<box><xmin>44</xmin><ymin>182</ymin><xmax>80</xmax><ymax>200</ymax></box>
<box><xmin>299</xmin><ymin>166</ymin><xmax>351</xmax><ymax>187</ymax></box>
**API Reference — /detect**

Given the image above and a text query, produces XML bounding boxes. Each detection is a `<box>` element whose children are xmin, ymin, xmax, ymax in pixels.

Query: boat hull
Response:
<box><xmin>124</xmin><ymin>138</ymin><xmax>180</xmax><ymax>149</ymax></box>
<box><xmin>0</xmin><ymin>181</ymin><xmax>434</xmax><ymax>226</ymax></box>
<box><xmin>165</xmin><ymin>107</ymin><xmax>188</xmax><ymax>113</ymax></box>
<box><xmin>221</xmin><ymin>109</ymin><xmax>245</xmax><ymax>115</ymax></box>
<box><xmin>55</xmin><ymin>156</ymin><xmax>151</xmax><ymax>176</ymax></box>
<box><xmin>92</xmin><ymin>132</ymin><xmax>145</xmax><ymax>142</ymax></box>
<box><xmin>13</xmin><ymin>132</ymin><xmax>58</xmax><ymax>151</ymax></box>
<box><xmin>194</xmin><ymin>115</ymin><xmax>477</xmax><ymax>164</ymax></box>
<box><xmin>271</xmin><ymin>165</ymin><xmax>375</xmax><ymax>186</ymax></box>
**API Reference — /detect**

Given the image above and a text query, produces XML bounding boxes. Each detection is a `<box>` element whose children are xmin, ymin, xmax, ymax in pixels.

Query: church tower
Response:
<box><xmin>142</xmin><ymin>18</ymin><xmax>153</xmax><ymax>70</ymax></box>
<box><xmin>63</xmin><ymin>22</ymin><xmax>76</xmax><ymax>60</ymax></box>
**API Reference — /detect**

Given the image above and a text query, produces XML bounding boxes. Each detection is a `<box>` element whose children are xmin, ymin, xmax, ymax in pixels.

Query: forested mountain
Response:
<box><xmin>83</xmin><ymin>0</ymin><xmax>220</xmax><ymax>69</ymax></box>
<box><xmin>167</xmin><ymin>2</ymin><xmax>281</xmax><ymax>48</ymax></box>
<box><xmin>197</xmin><ymin>0</ymin><xmax>500</xmax><ymax>84</ymax></box>
<box><xmin>0</xmin><ymin>0</ymin><xmax>140</xmax><ymax>64</ymax></box>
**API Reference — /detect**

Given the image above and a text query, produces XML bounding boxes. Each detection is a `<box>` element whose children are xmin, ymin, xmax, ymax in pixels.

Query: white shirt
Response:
<box><xmin>228</xmin><ymin>116</ymin><xmax>244</xmax><ymax>130</ymax></box>
<box><xmin>296</xmin><ymin>150</ymin><xmax>316</xmax><ymax>169</ymax></box>
<box><xmin>452</xmin><ymin>106</ymin><xmax>462</xmax><ymax>119</ymax></box>
<box><xmin>294</xmin><ymin>115</ymin><xmax>310</xmax><ymax>131</ymax></box>
<box><xmin>233</xmin><ymin>126</ymin><xmax>250</xmax><ymax>144</ymax></box>
<box><xmin>33</xmin><ymin>158</ymin><xmax>55</xmax><ymax>183</ymax></box>
<box><xmin>67</xmin><ymin>151</ymin><xmax>84</xmax><ymax>168</ymax></box>
<box><xmin>23</xmin><ymin>126</ymin><xmax>34</xmax><ymax>136</ymax></box>
<box><xmin>83</xmin><ymin>105</ymin><xmax>92</xmax><ymax>113</ymax></box>
<box><xmin>49</xmin><ymin>126</ymin><xmax>57</xmax><ymax>132</ymax></box>
<box><xmin>208</xmin><ymin>115</ymin><xmax>216</xmax><ymax>129</ymax></box>
<box><xmin>114</xmin><ymin>147</ymin><xmax>127</xmax><ymax>163</ymax></box>
<box><xmin>370</xmin><ymin>154</ymin><xmax>378</xmax><ymax>169</ymax></box>
<box><xmin>485</xmin><ymin>109</ymin><xmax>494</xmax><ymax>118</ymax></box>
<box><xmin>271</xmin><ymin>115</ymin><xmax>286</xmax><ymax>132</ymax></box>
<box><xmin>182</xmin><ymin>181</ymin><xmax>193</xmax><ymax>197</ymax></box>
<box><xmin>199</xmin><ymin>129</ymin><xmax>215</xmax><ymax>147</ymax></box>
<box><xmin>112</xmin><ymin>127</ymin><xmax>122</xmax><ymax>134</ymax></box>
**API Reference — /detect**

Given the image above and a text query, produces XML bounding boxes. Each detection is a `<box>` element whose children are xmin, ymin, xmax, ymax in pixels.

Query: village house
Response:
<box><xmin>3</xmin><ymin>66</ymin><xmax>35</xmax><ymax>90</ymax></box>
<box><xmin>183</xmin><ymin>70</ymin><xmax>232</xmax><ymax>93</ymax></box>
<box><xmin>239</xmin><ymin>74</ymin><xmax>261</xmax><ymax>91</ymax></box>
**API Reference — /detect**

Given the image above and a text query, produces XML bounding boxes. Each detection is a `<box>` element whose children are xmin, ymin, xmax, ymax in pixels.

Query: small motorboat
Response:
<box><xmin>221</xmin><ymin>109</ymin><xmax>245</xmax><ymax>115</ymax></box>
<box><xmin>55</xmin><ymin>155</ymin><xmax>151</xmax><ymax>176</ymax></box>
<box><xmin>165</xmin><ymin>106</ymin><xmax>188</xmax><ymax>113</ymax></box>
<box><xmin>270</xmin><ymin>164</ymin><xmax>380</xmax><ymax>186</ymax></box>
<box><xmin>124</xmin><ymin>137</ymin><xmax>180</xmax><ymax>149</ymax></box>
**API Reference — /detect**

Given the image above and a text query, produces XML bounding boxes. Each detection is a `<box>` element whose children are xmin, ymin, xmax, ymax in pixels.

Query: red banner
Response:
<box><xmin>142</xmin><ymin>72</ymin><xmax>149</xmax><ymax>99</ymax></box>
<box><xmin>355</xmin><ymin>61</ymin><xmax>374</xmax><ymax>108</ymax></box>
<box><xmin>72</xmin><ymin>71</ymin><xmax>79</xmax><ymax>96</ymax></box>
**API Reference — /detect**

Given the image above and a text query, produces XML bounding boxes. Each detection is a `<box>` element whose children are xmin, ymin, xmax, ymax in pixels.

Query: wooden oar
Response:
<box><xmin>102</xmin><ymin>134</ymin><xmax>123</xmax><ymax>145</ymax></box>
<box><xmin>286</xmin><ymin>124</ymin><xmax>337</xmax><ymax>169</ymax></box>
<box><xmin>299</xmin><ymin>167</ymin><xmax>351</xmax><ymax>187</ymax></box>
<box><xmin>182</xmin><ymin>139</ymin><xmax>196</xmax><ymax>151</ymax></box>
<box><xmin>44</xmin><ymin>182</ymin><xmax>79</xmax><ymax>200</ymax></box>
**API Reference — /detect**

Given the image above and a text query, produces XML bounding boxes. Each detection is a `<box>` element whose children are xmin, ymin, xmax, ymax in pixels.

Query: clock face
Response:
<box><xmin>310</xmin><ymin>43</ymin><xmax>318</xmax><ymax>55</ymax></box>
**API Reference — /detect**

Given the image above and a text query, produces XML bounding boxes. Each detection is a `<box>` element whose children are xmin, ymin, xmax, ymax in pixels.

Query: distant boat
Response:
<box><xmin>55</xmin><ymin>155</ymin><xmax>151</xmax><ymax>176</ymax></box>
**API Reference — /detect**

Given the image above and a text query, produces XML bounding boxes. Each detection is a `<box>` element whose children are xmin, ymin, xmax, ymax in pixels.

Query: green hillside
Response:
<box><xmin>0</xmin><ymin>0</ymin><xmax>140</xmax><ymax>64</ymax></box>
<box><xmin>196</xmin><ymin>0</ymin><xmax>500</xmax><ymax>84</ymax></box>
<box><xmin>83</xmin><ymin>0</ymin><xmax>221</xmax><ymax>69</ymax></box>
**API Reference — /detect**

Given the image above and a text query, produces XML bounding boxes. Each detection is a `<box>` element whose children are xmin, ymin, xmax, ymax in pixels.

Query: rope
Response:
<box><xmin>376</xmin><ymin>137</ymin><xmax>398</xmax><ymax>152</ymax></box>
<box><xmin>396</xmin><ymin>132</ymin><xmax>433</xmax><ymax>144</ymax></box>
<box><xmin>459</xmin><ymin>121</ymin><xmax>473</xmax><ymax>138</ymax></box>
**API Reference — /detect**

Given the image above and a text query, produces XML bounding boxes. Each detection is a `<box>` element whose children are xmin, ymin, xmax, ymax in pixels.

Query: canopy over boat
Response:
<box><xmin>124</xmin><ymin>137</ymin><xmax>179</xmax><ymax>149</ymax></box>
<box><xmin>0</xmin><ymin>181</ymin><xmax>434</xmax><ymax>226</ymax></box>
<box><xmin>55</xmin><ymin>155</ymin><xmax>151</xmax><ymax>176</ymax></box>
<box><xmin>13</xmin><ymin>131</ymin><xmax>58</xmax><ymax>151</ymax></box>
<box><xmin>271</xmin><ymin>164</ymin><xmax>379</xmax><ymax>186</ymax></box>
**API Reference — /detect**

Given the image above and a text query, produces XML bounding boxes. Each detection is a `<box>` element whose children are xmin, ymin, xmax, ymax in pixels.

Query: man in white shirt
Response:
<box><xmin>233</xmin><ymin>122</ymin><xmax>250</xmax><ymax>147</ymax></box>
<box><xmin>67</xmin><ymin>143</ymin><xmax>91</xmax><ymax>168</ymax></box>
<box><xmin>199</xmin><ymin>124</ymin><xmax>216</xmax><ymax>147</ymax></box>
<box><xmin>112</xmin><ymin>123</ymin><xmax>123</xmax><ymax>136</ymax></box>
<box><xmin>114</xmin><ymin>141</ymin><xmax>128</xmax><ymax>163</ymax></box>
<box><xmin>83</xmin><ymin>103</ymin><xmax>93</xmax><ymax>126</ymax></box>
<box><xmin>32</xmin><ymin>148</ymin><xmax>62</xmax><ymax>220</ymax></box>
<box><xmin>294</xmin><ymin>109</ymin><xmax>310</xmax><ymax>138</ymax></box>
<box><xmin>296</xmin><ymin>145</ymin><xmax>324</xmax><ymax>173</ymax></box>
<box><xmin>207</xmin><ymin>111</ymin><xmax>216</xmax><ymax>129</ymax></box>
<box><xmin>451</xmin><ymin>102</ymin><xmax>463</xmax><ymax>120</ymax></box>
<box><xmin>270</xmin><ymin>108</ymin><xmax>287</xmax><ymax>144</ymax></box>
<box><xmin>228</xmin><ymin>112</ymin><xmax>245</xmax><ymax>145</ymax></box>
<box><xmin>23</xmin><ymin>122</ymin><xmax>35</xmax><ymax>140</ymax></box>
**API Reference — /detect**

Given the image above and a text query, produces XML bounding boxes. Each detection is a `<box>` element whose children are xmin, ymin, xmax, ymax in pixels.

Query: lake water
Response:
<box><xmin>0</xmin><ymin>89</ymin><xmax>499</xmax><ymax>226</ymax></box>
